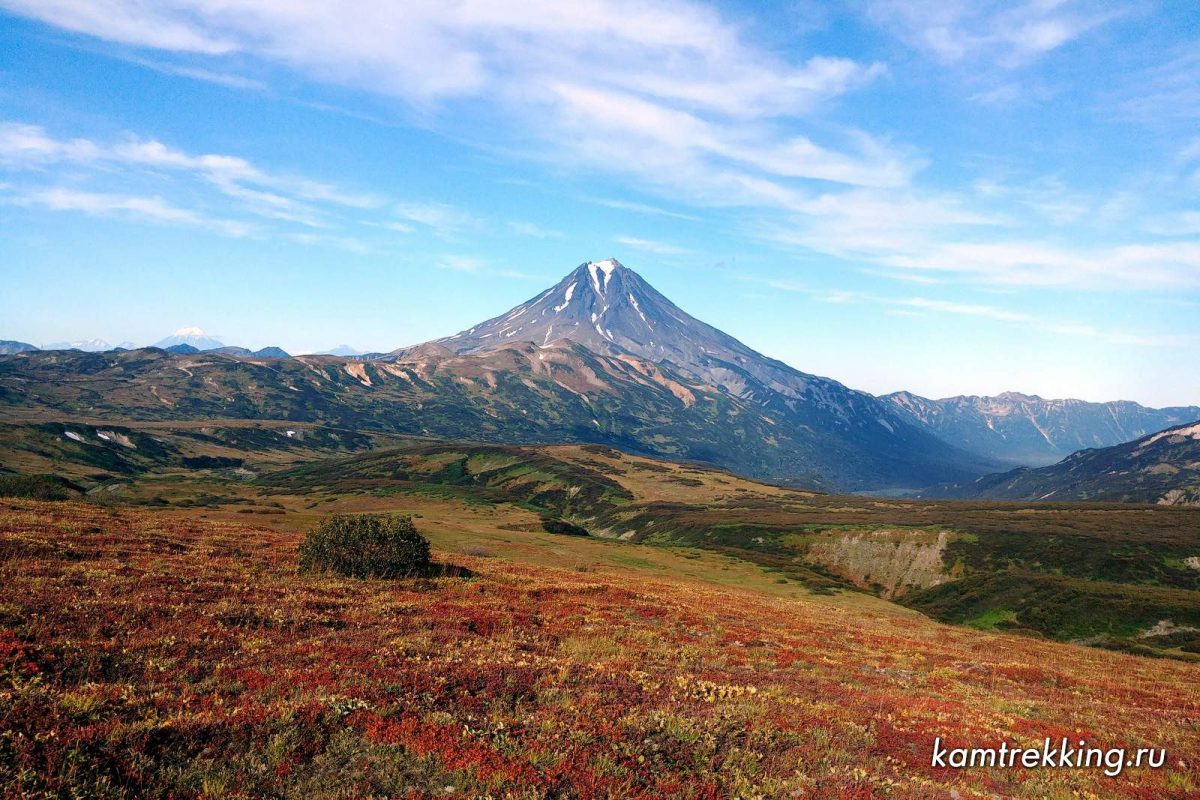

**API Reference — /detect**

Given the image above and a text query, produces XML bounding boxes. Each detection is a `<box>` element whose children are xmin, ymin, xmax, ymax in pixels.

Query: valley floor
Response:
<box><xmin>2</xmin><ymin>499</ymin><xmax>1198</xmax><ymax>799</ymax></box>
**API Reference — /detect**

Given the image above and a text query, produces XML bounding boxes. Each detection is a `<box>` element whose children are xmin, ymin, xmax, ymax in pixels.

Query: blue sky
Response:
<box><xmin>0</xmin><ymin>1</ymin><xmax>1197</xmax><ymax>406</ymax></box>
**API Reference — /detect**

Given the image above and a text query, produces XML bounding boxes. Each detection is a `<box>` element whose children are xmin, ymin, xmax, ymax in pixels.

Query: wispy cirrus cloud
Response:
<box><xmin>9</xmin><ymin>186</ymin><xmax>253</xmax><ymax>236</ymax></box>
<box><xmin>3</xmin><ymin>0</ymin><xmax>1197</xmax><ymax>301</ymax></box>
<box><xmin>614</xmin><ymin>234</ymin><xmax>690</xmax><ymax>256</ymax></box>
<box><xmin>0</xmin><ymin>0</ymin><xmax>884</xmax><ymax>114</ymax></box>
<box><xmin>882</xmin><ymin>240</ymin><xmax>1200</xmax><ymax>290</ymax></box>
<box><xmin>0</xmin><ymin>0</ymin><xmax>237</xmax><ymax>53</ymax></box>
<box><xmin>0</xmin><ymin>0</ymin><xmax>902</xmax><ymax>207</ymax></box>
<box><xmin>1142</xmin><ymin>211</ymin><xmax>1200</xmax><ymax>237</ymax></box>
<box><xmin>392</xmin><ymin>202</ymin><xmax>482</xmax><ymax>240</ymax></box>
<box><xmin>758</xmin><ymin>278</ymin><xmax>1189</xmax><ymax>347</ymax></box>
<box><xmin>435</xmin><ymin>254</ymin><xmax>538</xmax><ymax>280</ymax></box>
<box><xmin>895</xmin><ymin>296</ymin><xmax>1191</xmax><ymax>347</ymax></box>
<box><xmin>123</xmin><ymin>56</ymin><xmax>267</xmax><ymax>91</ymax></box>
<box><xmin>863</xmin><ymin>0</ymin><xmax>1126</xmax><ymax>68</ymax></box>
<box><xmin>508</xmin><ymin>220</ymin><xmax>563</xmax><ymax>239</ymax></box>
<box><xmin>0</xmin><ymin>121</ymin><xmax>381</xmax><ymax>232</ymax></box>
<box><xmin>1114</xmin><ymin>47</ymin><xmax>1200</xmax><ymax>124</ymax></box>
<box><xmin>581</xmin><ymin>196</ymin><xmax>701</xmax><ymax>221</ymax></box>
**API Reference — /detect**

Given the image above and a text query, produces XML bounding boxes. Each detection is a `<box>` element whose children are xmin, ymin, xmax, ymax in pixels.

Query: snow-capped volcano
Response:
<box><xmin>440</xmin><ymin>259</ymin><xmax>696</xmax><ymax>358</ymax></box>
<box><xmin>153</xmin><ymin>327</ymin><xmax>225</xmax><ymax>351</ymax></box>
<box><xmin>420</xmin><ymin>257</ymin><xmax>999</xmax><ymax>489</ymax></box>
<box><xmin>439</xmin><ymin>259</ymin><xmax>871</xmax><ymax>414</ymax></box>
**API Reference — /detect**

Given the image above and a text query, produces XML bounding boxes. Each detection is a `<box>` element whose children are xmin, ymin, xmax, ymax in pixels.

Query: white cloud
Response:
<box><xmin>883</xmin><ymin>240</ymin><xmax>1200</xmax><ymax>289</ymax></box>
<box><xmin>0</xmin><ymin>122</ymin><xmax>102</xmax><ymax>163</ymax></box>
<box><xmin>581</xmin><ymin>196</ymin><xmax>700</xmax><ymax>221</ymax></box>
<box><xmin>758</xmin><ymin>187</ymin><xmax>1004</xmax><ymax>267</ymax></box>
<box><xmin>0</xmin><ymin>0</ymin><xmax>884</xmax><ymax>112</ymax></box>
<box><xmin>10</xmin><ymin>186</ymin><xmax>253</xmax><ymax>236</ymax></box>
<box><xmin>614</xmin><ymin>235</ymin><xmax>690</xmax><ymax>255</ymax></box>
<box><xmin>124</xmin><ymin>56</ymin><xmax>266</xmax><ymax>90</ymax></box>
<box><xmin>437</xmin><ymin>255</ymin><xmax>489</xmax><ymax>273</ymax></box>
<box><xmin>508</xmin><ymin>220</ymin><xmax>563</xmax><ymax>239</ymax></box>
<box><xmin>543</xmin><ymin>82</ymin><xmax>911</xmax><ymax>192</ymax></box>
<box><xmin>435</xmin><ymin>255</ymin><xmax>537</xmax><ymax>280</ymax></box>
<box><xmin>0</xmin><ymin>0</ymin><xmax>237</xmax><ymax>54</ymax></box>
<box><xmin>1115</xmin><ymin>48</ymin><xmax>1200</xmax><ymax>123</ymax></box>
<box><xmin>0</xmin><ymin>121</ymin><xmax>381</xmax><ymax>232</ymax></box>
<box><xmin>0</xmin><ymin>0</ymin><xmax>900</xmax><ymax>209</ymax></box>
<box><xmin>102</xmin><ymin>135</ymin><xmax>380</xmax><ymax>208</ymax></box>
<box><xmin>1142</xmin><ymin>211</ymin><xmax>1200</xmax><ymax>237</ymax></box>
<box><xmin>741</xmin><ymin>275</ymin><xmax>1188</xmax><ymax>347</ymax></box>
<box><xmin>4</xmin><ymin>2</ymin><xmax>1196</xmax><ymax>300</ymax></box>
<box><xmin>898</xmin><ymin>296</ymin><xmax>1027</xmax><ymax>322</ymax></box>
<box><xmin>864</xmin><ymin>1</ymin><xmax>1124</xmax><ymax>68</ymax></box>
<box><xmin>971</xmin><ymin>174</ymin><xmax>1093</xmax><ymax>226</ymax></box>
<box><xmin>393</xmin><ymin>202</ymin><xmax>482</xmax><ymax>239</ymax></box>
<box><xmin>894</xmin><ymin>295</ymin><xmax>1191</xmax><ymax>346</ymax></box>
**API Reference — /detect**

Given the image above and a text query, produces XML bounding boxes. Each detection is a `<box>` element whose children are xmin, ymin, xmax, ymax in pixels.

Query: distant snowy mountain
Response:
<box><xmin>883</xmin><ymin>391</ymin><xmax>1200</xmax><ymax>467</ymax></box>
<box><xmin>153</xmin><ymin>327</ymin><xmax>225</xmax><ymax>351</ymax></box>
<box><xmin>43</xmin><ymin>339</ymin><xmax>118</xmax><ymax>352</ymax></box>
<box><xmin>316</xmin><ymin>344</ymin><xmax>363</xmax><ymax>357</ymax></box>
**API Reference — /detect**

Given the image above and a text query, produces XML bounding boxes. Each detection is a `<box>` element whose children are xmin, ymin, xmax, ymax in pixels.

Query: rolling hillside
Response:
<box><xmin>8</xmin><ymin>419</ymin><xmax>1194</xmax><ymax>659</ymax></box>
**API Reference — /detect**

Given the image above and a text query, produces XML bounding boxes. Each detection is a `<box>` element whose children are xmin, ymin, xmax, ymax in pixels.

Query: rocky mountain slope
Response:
<box><xmin>883</xmin><ymin>390</ymin><xmax>1200</xmax><ymax>467</ymax></box>
<box><xmin>0</xmin><ymin>341</ymin><xmax>37</xmax><ymax>355</ymax></box>
<box><xmin>930</xmin><ymin>419</ymin><xmax>1200</xmax><ymax>504</ymax></box>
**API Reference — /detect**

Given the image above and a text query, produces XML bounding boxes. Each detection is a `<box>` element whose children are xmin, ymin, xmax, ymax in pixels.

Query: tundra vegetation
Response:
<box><xmin>1</xmin><ymin>499</ymin><xmax>1198</xmax><ymax>798</ymax></box>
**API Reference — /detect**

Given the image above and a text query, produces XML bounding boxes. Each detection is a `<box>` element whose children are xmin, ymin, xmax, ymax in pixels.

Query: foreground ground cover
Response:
<box><xmin>1</xmin><ymin>499</ymin><xmax>1198</xmax><ymax>798</ymax></box>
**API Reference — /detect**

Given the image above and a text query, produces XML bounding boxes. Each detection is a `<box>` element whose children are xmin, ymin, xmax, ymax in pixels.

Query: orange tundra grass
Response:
<box><xmin>0</xmin><ymin>499</ymin><xmax>1197</xmax><ymax>798</ymax></box>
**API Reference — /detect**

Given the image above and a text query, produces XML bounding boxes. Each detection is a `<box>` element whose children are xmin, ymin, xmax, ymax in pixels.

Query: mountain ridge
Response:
<box><xmin>883</xmin><ymin>389</ymin><xmax>1200</xmax><ymax>467</ymax></box>
<box><xmin>4</xmin><ymin>258</ymin><xmax>1193</xmax><ymax>492</ymax></box>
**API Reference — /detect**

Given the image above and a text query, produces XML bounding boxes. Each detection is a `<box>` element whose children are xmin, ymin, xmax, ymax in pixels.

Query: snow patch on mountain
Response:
<box><xmin>586</xmin><ymin>259</ymin><xmax>617</xmax><ymax>295</ymax></box>
<box><xmin>154</xmin><ymin>327</ymin><xmax>225</xmax><ymax>351</ymax></box>
<box><xmin>554</xmin><ymin>282</ymin><xmax>577</xmax><ymax>313</ymax></box>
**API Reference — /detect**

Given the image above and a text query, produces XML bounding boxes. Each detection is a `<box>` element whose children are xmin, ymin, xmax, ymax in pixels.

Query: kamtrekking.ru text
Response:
<box><xmin>931</xmin><ymin>737</ymin><xmax>1165</xmax><ymax>777</ymax></box>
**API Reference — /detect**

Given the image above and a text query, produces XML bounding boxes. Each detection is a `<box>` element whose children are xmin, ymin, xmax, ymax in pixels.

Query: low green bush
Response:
<box><xmin>299</xmin><ymin>513</ymin><xmax>431</xmax><ymax>579</ymax></box>
<box><xmin>0</xmin><ymin>474</ymin><xmax>80</xmax><ymax>501</ymax></box>
<box><xmin>540</xmin><ymin>517</ymin><xmax>590</xmax><ymax>537</ymax></box>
